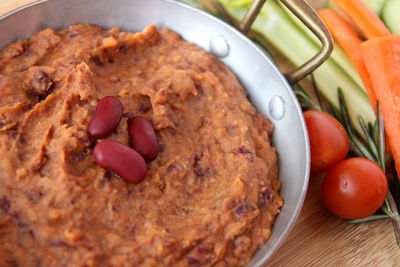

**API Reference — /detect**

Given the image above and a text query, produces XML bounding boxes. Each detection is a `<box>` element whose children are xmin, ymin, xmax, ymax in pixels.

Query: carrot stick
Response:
<box><xmin>318</xmin><ymin>9</ymin><xmax>377</xmax><ymax>110</ymax></box>
<box><xmin>332</xmin><ymin>0</ymin><xmax>390</xmax><ymax>39</ymax></box>
<box><xmin>361</xmin><ymin>34</ymin><xmax>400</xmax><ymax>175</ymax></box>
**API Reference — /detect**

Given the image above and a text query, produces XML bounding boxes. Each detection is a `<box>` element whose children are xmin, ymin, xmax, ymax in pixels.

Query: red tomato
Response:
<box><xmin>322</xmin><ymin>158</ymin><xmax>388</xmax><ymax>219</ymax></box>
<box><xmin>303</xmin><ymin>110</ymin><xmax>349</xmax><ymax>173</ymax></box>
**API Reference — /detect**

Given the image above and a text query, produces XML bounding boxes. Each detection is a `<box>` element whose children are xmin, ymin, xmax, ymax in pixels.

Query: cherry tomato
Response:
<box><xmin>322</xmin><ymin>157</ymin><xmax>388</xmax><ymax>219</ymax></box>
<box><xmin>303</xmin><ymin>110</ymin><xmax>349</xmax><ymax>173</ymax></box>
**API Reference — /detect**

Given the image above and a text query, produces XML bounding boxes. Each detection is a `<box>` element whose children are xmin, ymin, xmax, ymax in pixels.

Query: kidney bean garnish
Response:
<box><xmin>94</xmin><ymin>140</ymin><xmax>147</xmax><ymax>184</ymax></box>
<box><xmin>88</xmin><ymin>96</ymin><xmax>123</xmax><ymax>139</ymax></box>
<box><xmin>128</xmin><ymin>116</ymin><xmax>159</xmax><ymax>162</ymax></box>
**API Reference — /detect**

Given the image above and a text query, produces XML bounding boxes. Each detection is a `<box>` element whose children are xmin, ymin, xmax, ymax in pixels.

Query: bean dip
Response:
<box><xmin>0</xmin><ymin>24</ymin><xmax>283</xmax><ymax>266</ymax></box>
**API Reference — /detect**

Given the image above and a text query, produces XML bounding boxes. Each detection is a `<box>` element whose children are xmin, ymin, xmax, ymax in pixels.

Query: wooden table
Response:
<box><xmin>1</xmin><ymin>0</ymin><xmax>400</xmax><ymax>265</ymax></box>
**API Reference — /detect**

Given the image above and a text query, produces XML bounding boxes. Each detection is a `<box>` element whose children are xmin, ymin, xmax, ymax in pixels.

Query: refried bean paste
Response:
<box><xmin>0</xmin><ymin>24</ymin><xmax>283</xmax><ymax>266</ymax></box>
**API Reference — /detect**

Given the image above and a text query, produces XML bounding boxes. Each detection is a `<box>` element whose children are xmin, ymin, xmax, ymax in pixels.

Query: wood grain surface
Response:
<box><xmin>1</xmin><ymin>0</ymin><xmax>400</xmax><ymax>266</ymax></box>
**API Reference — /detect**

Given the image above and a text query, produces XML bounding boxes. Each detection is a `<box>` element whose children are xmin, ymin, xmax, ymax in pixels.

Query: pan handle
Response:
<box><xmin>238</xmin><ymin>0</ymin><xmax>333</xmax><ymax>85</ymax></box>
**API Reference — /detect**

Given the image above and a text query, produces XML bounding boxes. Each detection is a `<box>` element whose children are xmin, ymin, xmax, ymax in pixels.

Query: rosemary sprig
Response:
<box><xmin>348</xmin><ymin>214</ymin><xmax>390</xmax><ymax>224</ymax></box>
<box><xmin>292</xmin><ymin>80</ymin><xmax>400</xmax><ymax>222</ymax></box>
<box><xmin>292</xmin><ymin>84</ymin><xmax>321</xmax><ymax>111</ymax></box>
<box><xmin>311</xmin><ymin>74</ymin><xmax>325</xmax><ymax>112</ymax></box>
<box><xmin>296</xmin><ymin>83</ymin><xmax>400</xmax><ymax>244</ymax></box>
<box><xmin>338</xmin><ymin>96</ymin><xmax>399</xmax><ymax>225</ymax></box>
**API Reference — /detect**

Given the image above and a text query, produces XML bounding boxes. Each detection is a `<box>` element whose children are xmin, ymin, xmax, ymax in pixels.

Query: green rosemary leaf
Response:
<box><xmin>338</xmin><ymin>89</ymin><xmax>356</xmax><ymax>136</ymax></box>
<box><xmin>377</xmin><ymin>104</ymin><xmax>386</xmax><ymax>172</ymax></box>
<box><xmin>327</xmin><ymin>102</ymin><xmax>341</xmax><ymax>122</ymax></box>
<box><xmin>382</xmin><ymin>198</ymin><xmax>391</xmax><ymax>214</ymax></box>
<box><xmin>337</xmin><ymin>89</ymin><xmax>376</xmax><ymax>161</ymax></box>
<box><xmin>311</xmin><ymin>74</ymin><xmax>324</xmax><ymax>112</ymax></box>
<box><xmin>358</xmin><ymin>116</ymin><xmax>379</xmax><ymax>164</ymax></box>
<box><xmin>367</xmin><ymin>121</ymin><xmax>373</xmax><ymax>134</ymax></box>
<box><xmin>292</xmin><ymin>84</ymin><xmax>321</xmax><ymax>111</ymax></box>
<box><xmin>370</xmin><ymin>121</ymin><xmax>379</xmax><ymax>147</ymax></box>
<box><xmin>348</xmin><ymin>214</ymin><xmax>391</xmax><ymax>224</ymax></box>
<box><xmin>390</xmin><ymin>167</ymin><xmax>400</xmax><ymax>214</ymax></box>
<box><xmin>351</xmin><ymin>136</ymin><xmax>377</xmax><ymax>161</ymax></box>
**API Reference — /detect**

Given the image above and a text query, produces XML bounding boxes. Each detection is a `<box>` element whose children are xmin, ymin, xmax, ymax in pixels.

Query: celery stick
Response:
<box><xmin>218</xmin><ymin>0</ymin><xmax>366</xmax><ymax>96</ymax></box>
<box><xmin>277</xmin><ymin>2</ymin><xmax>366</xmax><ymax>94</ymax></box>
<box><xmin>217</xmin><ymin>0</ymin><xmax>375</xmax><ymax>132</ymax></box>
<box><xmin>362</xmin><ymin>0</ymin><xmax>386</xmax><ymax>15</ymax></box>
<box><xmin>381</xmin><ymin>0</ymin><xmax>400</xmax><ymax>34</ymax></box>
<box><xmin>326</xmin><ymin>0</ymin><xmax>336</xmax><ymax>9</ymax></box>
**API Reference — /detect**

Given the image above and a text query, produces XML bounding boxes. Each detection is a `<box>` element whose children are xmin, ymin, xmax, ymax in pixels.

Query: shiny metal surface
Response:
<box><xmin>238</xmin><ymin>0</ymin><xmax>267</xmax><ymax>34</ymax></box>
<box><xmin>209</xmin><ymin>35</ymin><xmax>230</xmax><ymax>58</ymax></box>
<box><xmin>209</xmin><ymin>0</ymin><xmax>333</xmax><ymax>85</ymax></box>
<box><xmin>0</xmin><ymin>0</ymin><xmax>311</xmax><ymax>265</ymax></box>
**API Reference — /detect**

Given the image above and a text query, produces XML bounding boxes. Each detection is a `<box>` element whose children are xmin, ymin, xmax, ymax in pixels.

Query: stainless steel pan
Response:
<box><xmin>0</xmin><ymin>0</ymin><xmax>332</xmax><ymax>265</ymax></box>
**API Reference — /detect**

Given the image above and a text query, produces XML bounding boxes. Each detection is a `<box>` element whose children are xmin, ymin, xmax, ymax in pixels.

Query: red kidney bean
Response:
<box><xmin>88</xmin><ymin>96</ymin><xmax>123</xmax><ymax>139</ymax></box>
<box><xmin>128</xmin><ymin>116</ymin><xmax>159</xmax><ymax>162</ymax></box>
<box><xmin>94</xmin><ymin>140</ymin><xmax>147</xmax><ymax>184</ymax></box>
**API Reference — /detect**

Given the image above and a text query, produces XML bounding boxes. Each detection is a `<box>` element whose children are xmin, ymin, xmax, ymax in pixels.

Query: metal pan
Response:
<box><xmin>0</xmin><ymin>0</ymin><xmax>332</xmax><ymax>265</ymax></box>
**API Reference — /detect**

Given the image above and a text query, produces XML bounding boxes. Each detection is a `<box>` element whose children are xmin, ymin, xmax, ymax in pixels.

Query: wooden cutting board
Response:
<box><xmin>1</xmin><ymin>0</ymin><xmax>400</xmax><ymax>265</ymax></box>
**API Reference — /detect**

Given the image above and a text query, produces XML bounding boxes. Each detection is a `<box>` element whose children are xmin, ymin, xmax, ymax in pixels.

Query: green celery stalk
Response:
<box><xmin>216</xmin><ymin>0</ymin><xmax>375</xmax><ymax>133</ymax></box>
<box><xmin>381</xmin><ymin>0</ymin><xmax>400</xmax><ymax>34</ymax></box>
<box><xmin>182</xmin><ymin>0</ymin><xmax>375</xmax><ymax>133</ymax></box>
<box><xmin>277</xmin><ymin>1</ymin><xmax>366</xmax><ymax>94</ymax></box>
<box><xmin>363</xmin><ymin>0</ymin><xmax>387</xmax><ymax>14</ymax></box>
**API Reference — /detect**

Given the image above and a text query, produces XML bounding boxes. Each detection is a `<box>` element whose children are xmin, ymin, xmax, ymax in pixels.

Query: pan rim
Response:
<box><xmin>0</xmin><ymin>0</ymin><xmax>310</xmax><ymax>265</ymax></box>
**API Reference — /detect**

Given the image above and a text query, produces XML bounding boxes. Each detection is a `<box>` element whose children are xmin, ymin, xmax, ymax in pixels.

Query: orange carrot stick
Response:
<box><xmin>332</xmin><ymin>0</ymin><xmax>390</xmax><ymax>39</ymax></box>
<box><xmin>361</xmin><ymin>34</ymin><xmax>400</xmax><ymax>175</ymax></box>
<box><xmin>318</xmin><ymin>9</ymin><xmax>377</xmax><ymax>110</ymax></box>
